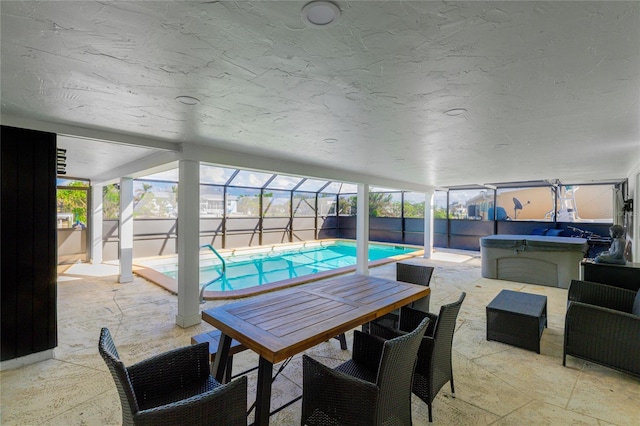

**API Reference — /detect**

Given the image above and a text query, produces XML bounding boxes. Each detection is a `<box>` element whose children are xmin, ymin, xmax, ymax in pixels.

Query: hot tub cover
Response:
<box><xmin>480</xmin><ymin>235</ymin><xmax>588</xmax><ymax>252</ymax></box>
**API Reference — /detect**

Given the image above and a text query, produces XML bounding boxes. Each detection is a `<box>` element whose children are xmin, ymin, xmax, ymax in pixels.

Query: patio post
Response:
<box><xmin>356</xmin><ymin>183</ymin><xmax>369</xmax><ymax>275</ymax></box>
<box><xmin>176</xmin><ymin>159</ymin><xmax>201</xmax><ymax>328</ymax></box>
<box><xmin>423</xmin><ymin>190</ymin><xmax>434</xmax><ymax>259</ymax></box>
<box><xmin>119</xmin><ymin>177</ymin><xmax>133</xmax><ymax>283</ymax></box>
<box><xmin>90</xmin><ymin>183</ymin><xmax>103</xmax><ymax>264</ymax></box>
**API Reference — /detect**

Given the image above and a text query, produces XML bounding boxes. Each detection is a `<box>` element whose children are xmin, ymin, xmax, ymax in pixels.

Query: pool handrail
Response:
<box><xmin>199</xmin><ymin>244</ymin><xmax>227</xmax><ymax>303</ymax></box>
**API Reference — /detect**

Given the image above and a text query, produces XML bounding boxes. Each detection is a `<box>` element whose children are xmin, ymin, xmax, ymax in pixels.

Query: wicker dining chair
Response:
<box><xmin>365</xmin><ymin>262</ymin><xmax>434</xmax><ymax>333</ymax></box>
<box><xmin>99</xmin><ymin>328</ymin><xmax>247</xmax><ymax>426</ymax></box>
<box><xmin>301</xmin><ymin>316</ymin><xmax>430</xmax><ymax>426</ymax></box>
<box><xmin>369</xmin><ymin>292</ymin><xmax>466</xmax><ymax>422</ymax></box>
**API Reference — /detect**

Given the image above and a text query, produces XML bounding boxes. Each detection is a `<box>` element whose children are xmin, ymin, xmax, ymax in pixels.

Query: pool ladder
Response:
<box><xmin>199</xmin><ymin>244</ymin><xmax>226</xmax><ymax>303</ymax></box>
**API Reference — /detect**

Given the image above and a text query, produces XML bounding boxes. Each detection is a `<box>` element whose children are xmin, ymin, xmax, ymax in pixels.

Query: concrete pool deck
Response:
<box><xmin>3</xmin><ymin>248</ymin><xmax>638</xmax><ymax>425</ymax></box>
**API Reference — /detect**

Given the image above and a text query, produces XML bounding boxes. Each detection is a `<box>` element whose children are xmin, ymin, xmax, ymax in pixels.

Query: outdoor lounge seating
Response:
<box><xmin>563</xmin><ymin>280</ymin><xmax>640</xmax><ymax>377</ymax></box>
<box><xmin>301</xmin><ymin>317</ymin><xmax>430</xmax><ymax>426</ymax></box>
<box><xmin>99</xmin><ymin>328</ymin><xmax>248</xmax><ymax>426</ymax></box>
<box><xmin>369</xmin><ymin>292</ymin><xmax>466</xmax><ymax>422</ymax></box>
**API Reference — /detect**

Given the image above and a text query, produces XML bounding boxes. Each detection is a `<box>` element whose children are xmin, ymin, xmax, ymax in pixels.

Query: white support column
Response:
<box><xmin>119</xmin><ymin>178</ymin><xmax>134</xmax><ymax>283</ymax></box>
<box><xmin>176</xmin><ymin>159</ymin><xmax>201</xmax><ymax>328</ymax></box>
<box><xmin>356</xmin><ymin>184</ymin><xmax>370</xmax><ymax>275</ymax></box>
<box><xmin>90</xmin><ymin>183</ymin><xmax>103</xmax><ymax>264</ymax></box>
<box><xmin>423</xmin><ymin>190</ymin><xmax>434</xmax><ymax>259</ymax></box>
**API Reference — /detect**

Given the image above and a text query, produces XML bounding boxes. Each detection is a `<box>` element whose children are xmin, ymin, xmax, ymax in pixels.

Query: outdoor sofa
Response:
<box><xmin>563</xmin><ymin>279</ymin><xmax>640</xmax><ymax>377</ymax></box>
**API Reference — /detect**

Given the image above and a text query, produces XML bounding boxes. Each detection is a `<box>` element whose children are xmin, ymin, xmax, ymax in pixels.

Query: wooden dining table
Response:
<box><xmin>201</xmin><ymin>273</ymin><xmax>431</xmax><ymax>426</ymax></box>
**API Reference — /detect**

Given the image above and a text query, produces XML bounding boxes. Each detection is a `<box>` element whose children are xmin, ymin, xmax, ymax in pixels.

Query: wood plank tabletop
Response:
<box><xmin>202</xmin><ymin>274</ymin><xmax>430</xmax><ymax>363</ymax></box>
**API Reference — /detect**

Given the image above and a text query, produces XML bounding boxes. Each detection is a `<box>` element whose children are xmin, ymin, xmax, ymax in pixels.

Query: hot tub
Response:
<box><xmin>480</xmin><ymin>235</ymin><xmax>588</xmax><ymax>288</ymax></box>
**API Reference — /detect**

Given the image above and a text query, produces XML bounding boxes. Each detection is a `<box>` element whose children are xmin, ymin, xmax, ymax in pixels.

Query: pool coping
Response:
<box><xmin>133</xmin><ymin>240</ymin><xmax>424</xmax><ymax>300</ymax></box>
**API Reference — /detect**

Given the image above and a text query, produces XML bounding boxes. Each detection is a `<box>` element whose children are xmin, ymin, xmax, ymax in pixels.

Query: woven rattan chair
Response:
<box><xmin>563</xmin><ymin>280</ymin><xmax>640</xmax><ymax>377</ymax></box>
<box><xmin>99</xmin><ymin>328</ymin><xmax>247</xmax><ymax>426</ymax></box>
<box><xmin>369</xmin><ymin>292</ymin><xmax>465</xmax><ymax>422</ymax></box>
<box><xmin>301</xmin><ymin>317</ymin><xmax>430</xmax><ymax>426</ymax></box>
<box><xmin>398</xmin><ymin>262</ymin><xmax>434</xmax><ymax>313</ymax></box>
<box><xmin>365</xmin><ymin>262</ymin><xmax>434</xmax><ymax>333</ymax></box>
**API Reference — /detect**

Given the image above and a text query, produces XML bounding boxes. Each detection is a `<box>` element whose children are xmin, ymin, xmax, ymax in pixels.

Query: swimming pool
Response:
<box><xmin>142</xmin><ymin>241</ymin><xmax>420</xmax><ymax>293</ymax></box>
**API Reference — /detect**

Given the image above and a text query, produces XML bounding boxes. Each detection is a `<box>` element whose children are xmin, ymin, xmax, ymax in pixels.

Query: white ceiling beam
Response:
<box><xmin>91</xmin><ymin>151</ymin><xmax>181</xmax><ymax>185</ymax></box>
<box><xmin>0</xmin><ymin>113</ymin><xmax>181</xmax><ymax>152</ymax></box>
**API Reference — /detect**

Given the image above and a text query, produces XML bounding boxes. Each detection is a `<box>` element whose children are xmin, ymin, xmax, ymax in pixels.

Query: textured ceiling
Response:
<box><xmin>1</xmin><ymin>1</ymin><xmax>639</xmax><ymax>189</ymax></box>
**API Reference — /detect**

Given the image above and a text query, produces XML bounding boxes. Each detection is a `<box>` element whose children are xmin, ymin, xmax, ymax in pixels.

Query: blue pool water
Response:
<box><xmin>154</xmin><ymin>241</ymin><xmax>419</xmax><ymax>292</ymax></box>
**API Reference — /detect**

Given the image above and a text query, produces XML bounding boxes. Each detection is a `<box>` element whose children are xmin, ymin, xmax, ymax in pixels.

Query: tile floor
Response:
<box><xmin>1</xmin><ymin>250</ymin><xmax>639</xmax><ymax>425</ymax></box>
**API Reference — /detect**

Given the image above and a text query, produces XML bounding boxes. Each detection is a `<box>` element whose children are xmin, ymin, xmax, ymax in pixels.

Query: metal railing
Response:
<box><xmin>199</xmin><ymin>244</ymin><xmax>227</xmax><ymax>303</ymax></box>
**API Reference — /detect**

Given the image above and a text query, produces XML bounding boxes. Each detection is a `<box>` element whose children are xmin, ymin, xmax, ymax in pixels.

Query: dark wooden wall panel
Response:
<box><xmin>1</xmin><ymin>126</ymin><xmax>57</xmax><ymax>361</ymax></box>
<box><xmin>32</xmin><ymin>136</ymin><xmax>57</xmax><ymax>351</ymax></box>
<box><xmin>17</xmin><ymin>138</ymin><xmax>35</xmax><ymax>356</ymax></box>
<box><xmin>1</xmin><ymin>132</ymin><xmax>20</xmax><ymax>360</ymax></box>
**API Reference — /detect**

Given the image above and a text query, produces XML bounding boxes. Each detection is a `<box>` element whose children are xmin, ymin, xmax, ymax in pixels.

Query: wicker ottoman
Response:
<box><xmin>486</xmin><ymin>290</ymin><xmax>547</xmax><ymax>353</ymax></box>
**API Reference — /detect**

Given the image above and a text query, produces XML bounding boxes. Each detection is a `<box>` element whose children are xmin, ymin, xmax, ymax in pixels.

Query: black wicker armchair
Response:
<box><xmin>301</xmin><ymin>317</ymin><xmax>430</xmax><ymax>426</ymax></box>
<box><xmin>563</xmin><ymin>280</ymin><xmax>640</xmax><ymax>377</ymax></box>
<box><xmin>99</xmin><ymin>328</ymin><xmax>247</xmax><ymax>426</ymax></box>
<box><xmin>365</xmin><ymin>262</ymin><xmax>434</xmax><ymax>332</ymax></box>
<box><xmin>369</xmin><ymin>292</ymin><xmax>466</xmax><ymax>422</ymax></box>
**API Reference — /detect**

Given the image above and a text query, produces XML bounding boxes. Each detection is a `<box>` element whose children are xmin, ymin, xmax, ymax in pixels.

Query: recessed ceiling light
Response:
<box><xmin>323</xmin><ymin>138</ymin><xmax>338</xmax><ymax>144</ymax></box>
<box><xmin>444</xmin><ymin>108</ymin><xmax>467</xmax><ymax>116</ymax></box>
<box><xmin>302</xmin><ymin>1</ymin><xmax>341</xmax><ymax>27</ymax></box>
<box><xmin>176</xmin><ymin>95</ymin><xmax>200</xmax><ymax>105</ymax></box>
